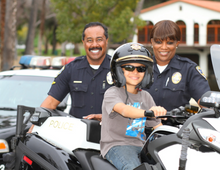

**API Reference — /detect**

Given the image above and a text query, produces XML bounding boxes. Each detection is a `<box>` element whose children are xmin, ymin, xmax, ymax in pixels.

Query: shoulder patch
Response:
<box><xmin>196</xmin><ymin>66</ymin><xmax>207</xmax><ymax>80</ymax></box>
<box><xmin>56</xmin><ymin>65</ymin><xmax>65</xmax><ymax>77</ymax></box>
<box><xmin>106</xmin><ymin>71</ymin><xmax>113</xmax><ymax>85</ymax></box>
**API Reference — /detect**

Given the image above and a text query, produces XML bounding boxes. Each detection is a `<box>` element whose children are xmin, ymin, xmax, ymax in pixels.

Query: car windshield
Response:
<box><xmin>0</xmin><ymin>75</ymin><xmax>53</xmax><ymax>115</ymax></box>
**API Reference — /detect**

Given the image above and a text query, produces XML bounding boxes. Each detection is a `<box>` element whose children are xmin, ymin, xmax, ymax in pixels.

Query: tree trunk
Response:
<box><xmin>0</xmin><ymin>0</ymin><xmax>6</xmax><ymax>71</ymax></box>
<box><xmin>61</xmin><ymin>41</ymin><xmax>68</xmax><ymax>56</ymax></box>
<box><xmin>128</xmin><ymin>0</ymin><xmax>144</xmax><ymax>42</ymax></box>
<box><xmin>44</xmin><ymin>37</ymin><xmax>48</xmax><ymax>54</ymax></box>
<box><xmin>24</xmin><ymin>0</ymin><xmax>38</xmax><ymax>55</ymax></box>
<box><xmin>38</xmin><ymin>0</ymin><xmax>46</xmax><ymax>55</ymax></box>
<box><xmin>52</xmin><ymin>24</ymin><xmax>57</xmax><ymax>55</ymax></box>
<box><xmin>2</xmin><ymin>0</ymin><xmax>17</xmax><ymax>71</ymax></box>
<box><xmin>74</xmin><ymin>43</ymin><xmax>80</xmax><ymax>55</ymax></box>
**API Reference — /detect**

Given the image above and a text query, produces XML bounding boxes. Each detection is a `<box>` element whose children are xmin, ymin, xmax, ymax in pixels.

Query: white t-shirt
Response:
<box><xmin>157</xmin><ymin>64</ymin><xmax>168</xmax><ymax>73</ymax></box>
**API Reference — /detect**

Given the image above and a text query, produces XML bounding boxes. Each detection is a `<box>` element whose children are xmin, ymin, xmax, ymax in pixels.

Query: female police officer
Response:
<box><xmin>146</xmin><ymin>20</ymin><xmax>210</xmax><ymax>112</ymax></box>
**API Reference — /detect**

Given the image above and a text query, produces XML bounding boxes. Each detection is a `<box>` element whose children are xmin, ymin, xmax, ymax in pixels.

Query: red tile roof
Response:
<box><xmin>141</xmin><ymin>0</ymin><xmax>220</xmax><ymax>13</ymax></box>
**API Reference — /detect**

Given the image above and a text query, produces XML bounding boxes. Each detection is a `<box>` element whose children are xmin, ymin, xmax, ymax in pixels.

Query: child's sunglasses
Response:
<box><xmin>121</xmin><ymin>65</ymin><xmax>146</xmax><ymax>72</ymax></box>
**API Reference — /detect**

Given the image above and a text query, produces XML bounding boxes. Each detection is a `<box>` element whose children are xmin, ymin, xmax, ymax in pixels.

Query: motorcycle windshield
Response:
<box><xmin>211</xmin><ymin>44</ymin><xmax>220</xmax><ymax>90</ymax></box>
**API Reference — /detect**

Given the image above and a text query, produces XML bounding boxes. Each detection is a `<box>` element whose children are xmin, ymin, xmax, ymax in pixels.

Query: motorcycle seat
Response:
<box><xmin>91</xmin><ymin>155</ymin><xmax>117</xmax><ymax>170</ymax></box>
<box><xmin>73</xmin><ymin>148</ymin><xmax>100</xmax><ymax>170</ymax></box>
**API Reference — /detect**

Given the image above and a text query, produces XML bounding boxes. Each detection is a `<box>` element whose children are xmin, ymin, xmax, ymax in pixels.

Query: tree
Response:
<box><xmin>2</xmin><ymin>0</ymin><xmax>17</xmax><ymax>71</ymax></box>
<box><xmin>50</xmin><ymin>0</ymin><xmax>146</xmax><ymax>49</ymax></box>
<box><xmin>24</xmin><ymin>0</ymin><xmax>38</xmax><ymax>55</ymax></box>
<box><xmin>128</xmin><ymin>0</ymin><xmax>145</xmax><ymax>41</ymax></box>
<box><xmin>0</xmin><ymin>0</ymin><xmax>6</xmax><ymax>71</ymax></box>
<box><xmin>38</xmin><ymin>0</ymin><xmax>46</xmax><ymax>55</ymax></box>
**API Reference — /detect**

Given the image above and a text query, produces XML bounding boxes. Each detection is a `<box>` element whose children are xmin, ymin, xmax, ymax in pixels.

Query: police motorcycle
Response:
<box><xmin>3</xmin><ymin>44</ymin><xmax>220</xmax><ymax>170</ymax></box>
<box><xmin>3</xmin><ymin>104</ymin><xmax>203</xmax><ymax>170</ymax></box>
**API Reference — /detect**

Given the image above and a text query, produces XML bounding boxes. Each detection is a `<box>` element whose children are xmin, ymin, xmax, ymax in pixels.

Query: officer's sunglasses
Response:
<box><xmin>121</xmin><ymin>65</ymin><xmax>146</xmax><ymax>73</ymax></box>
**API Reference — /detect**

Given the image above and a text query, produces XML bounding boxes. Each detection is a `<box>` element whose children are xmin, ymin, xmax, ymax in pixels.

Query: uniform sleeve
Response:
<box><xmin>48</xmin><ymin>64</ymin><xmax>71</xmax><ymax>102</ymax></box>
<box><xmin>102</xmin><ymin>87</ymin><xmax>124</xmax><ymax>118</ymax></box>
<box><xmin>188</xmin><ymin>64</ymin><xmax>210</xmax><ymax>102</ymax></box>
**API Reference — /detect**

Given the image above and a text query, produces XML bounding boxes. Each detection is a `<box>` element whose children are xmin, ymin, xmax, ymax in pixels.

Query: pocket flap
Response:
<box><xmin>72</xmin><ymin>84</ymin><xmax>88</xmax><ymax>92</ymax></box>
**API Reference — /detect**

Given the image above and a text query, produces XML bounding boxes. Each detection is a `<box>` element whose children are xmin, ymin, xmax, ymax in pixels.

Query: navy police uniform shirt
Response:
<box><xmin>48</xmin><ymin>54</ymin><xmax>113</xmax><ymax>118</ymax></box>
<box><xmin>146</xmin><ymin>54</ymin><xmax>210</xmax><ymax>111</ymax></box>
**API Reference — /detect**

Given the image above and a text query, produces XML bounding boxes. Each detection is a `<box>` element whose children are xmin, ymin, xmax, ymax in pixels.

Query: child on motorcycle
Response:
<box><xmin>100</xmin><ymin>43</ymin><xmax>167</xmax><ymax>170</ymax></box>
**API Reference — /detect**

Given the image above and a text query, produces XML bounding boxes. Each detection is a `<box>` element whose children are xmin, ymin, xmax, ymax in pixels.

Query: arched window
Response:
<box><xmin>176</xmin><ymin>20</ymin><xmax>186</xmax><ymax>44</ymax></box>
<box><xmin>207</xmin><ymin>20</ymin><xmax>220</xmax><ymax>44</ymax></box>
<box><xmin>138</xmin><ymin>21</ymin><xmax>153</xmax><ymax>44</ymax></box>
<box><xmin>194</xmin><ymin>23</ymin><xmax>199</xmax><ymax>44</ymax></box>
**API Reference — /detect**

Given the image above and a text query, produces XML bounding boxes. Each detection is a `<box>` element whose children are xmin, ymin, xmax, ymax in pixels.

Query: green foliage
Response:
<box><xmin>17</xmin><ymin>25</ymin><xmax>28</xmax><ymax>44</ymax></box>
<box><xmin>50</xmin><ymin>0</ymin><xmax>145</xmax><ymax>44</ymax></box>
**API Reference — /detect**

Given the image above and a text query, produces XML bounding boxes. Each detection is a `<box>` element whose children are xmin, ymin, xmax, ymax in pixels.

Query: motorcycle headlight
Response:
<box><xmin>0</xmin><ymin>139</ymin><xmax>9</xmax><ymax>153</ymax></box>
<box><xmin>198</xmin><ymin>128</ymin><xmax>220</xmax><ymax>148</ymax></box>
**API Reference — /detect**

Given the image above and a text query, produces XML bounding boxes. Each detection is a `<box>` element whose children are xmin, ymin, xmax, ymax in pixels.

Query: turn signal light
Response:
<box><xmin>0</xmin><ymin>139</ymin><xmax>9</xmax><ymax>153</ymax></box>
<box><xmin>198</xmin><ymin>128</ymin><xmax>220</xmax><ymax>148</ymax></box>
<box><xmin>0</xmin><ymin>143</ymin><xmax>6</xmax><ymax>149</ymax></box>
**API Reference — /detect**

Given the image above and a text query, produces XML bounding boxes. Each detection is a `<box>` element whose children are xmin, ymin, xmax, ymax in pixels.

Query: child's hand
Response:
<box><xmin>149</xmin><ymin>106</ymin><xmax>166</xmax><ymax>117</ymax></box>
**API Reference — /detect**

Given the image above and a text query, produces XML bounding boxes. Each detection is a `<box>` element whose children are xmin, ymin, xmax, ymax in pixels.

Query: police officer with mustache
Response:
<box><xmin>41</xmin><ymin>22</ymin><xmax>113</xmax><ymax>119</ymax></box>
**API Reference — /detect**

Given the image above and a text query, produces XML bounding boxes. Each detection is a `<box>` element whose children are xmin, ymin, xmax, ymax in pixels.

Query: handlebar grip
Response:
<box><xmin>144</xmin><ymin>110</ymin><xmax>155</xmax><ymax>117</ymax></box>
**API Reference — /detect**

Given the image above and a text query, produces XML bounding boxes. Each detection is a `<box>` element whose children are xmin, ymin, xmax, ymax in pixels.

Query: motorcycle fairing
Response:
<box><xmin>203</xmin><ymin>117</ymin><xmax>220</xmax><ymax>132</ymax></box>
<box><xmin>32</xmin><ymin>116</ymin><xmax>100</xmax><ymax>155</ymax></box>
<box><xmin>192</xmin><ymin>118</ymin><xmax>220</xmax><ymax>153</ymax></box>
<box><xmin>158</xmin><ymin>143</ymin><xmax>220</xmax><ymax>170</ymax></box>
<box><xmin>141</xmin><ymin>134</ymin><xmax>182</xmax><ymax>169</ymax></box>
<box><xmin>177</xmin><ymin>110</ymin><xmax>216</xmax><ymax>139</ymax></box>
<box><xmin>15</xmin><ymin>133</ymin><xmax>81</xmax><ymax>170</ymax></box>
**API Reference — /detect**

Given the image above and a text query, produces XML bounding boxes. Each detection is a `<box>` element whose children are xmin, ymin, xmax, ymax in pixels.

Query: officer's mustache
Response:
<box><xmin>89</xmin><ymin>47</ymin><xmax>102</xmax><ymax>51</ymax></box>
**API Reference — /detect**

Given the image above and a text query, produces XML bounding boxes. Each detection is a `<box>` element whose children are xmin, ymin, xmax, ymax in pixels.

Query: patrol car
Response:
<box><xmin>0</xmin><ymin>55</ymin><xmax>72</xmax><ymax>166</ymax></box>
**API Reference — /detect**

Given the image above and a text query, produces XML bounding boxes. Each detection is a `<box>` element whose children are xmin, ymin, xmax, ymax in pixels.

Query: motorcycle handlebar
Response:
<box><xmin>145</xmin><ymin>105</ymin><xmax>199</xmax><ymax>119</ymax></box>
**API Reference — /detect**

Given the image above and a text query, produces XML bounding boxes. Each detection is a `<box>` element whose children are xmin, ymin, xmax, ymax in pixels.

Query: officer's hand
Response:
<box><xmin>83</xmin><ymin>114</ymin><xmax>102</xmax><ymax>122</ymax></box>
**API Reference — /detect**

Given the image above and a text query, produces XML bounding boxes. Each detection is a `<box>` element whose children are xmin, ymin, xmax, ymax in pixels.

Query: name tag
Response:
<box><xmin>73</xmin><ymin>81</ymin><xmax>82</xmax><ymax>83</ymax></box>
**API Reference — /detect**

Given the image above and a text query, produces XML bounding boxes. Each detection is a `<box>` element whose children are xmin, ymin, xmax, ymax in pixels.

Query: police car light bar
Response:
<box><xmin>29</xmin><ymin>56</ymin><xmax>51</xmax><ymax>69</ymax></box>
<box><xmin>67</xmin><ymin>57</ymin><xmax>76</xmax><ymax>64</ymax></box>
<box><xmin>19</xmin><ymin>55</ymin><xmax>35</xmax><ymax>68</ymax></box>
<box><xmin>51</xmin><ymin>57</ymin><xmax>67</xmax><ymax>69</ymax></box>
<box><xmin>18</xmin><ymin>56</ymin><xmax>76</xmax><ymax>70</ymax></box>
